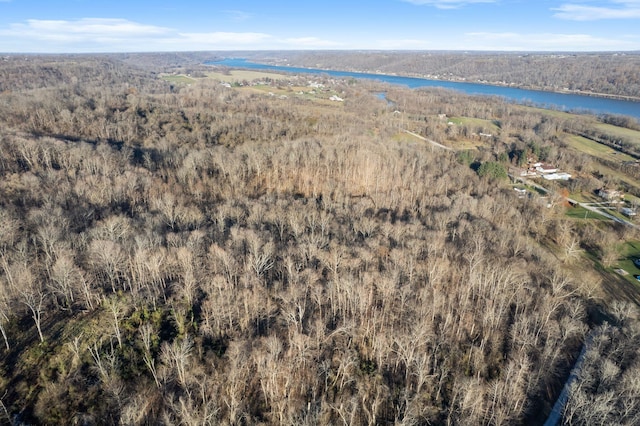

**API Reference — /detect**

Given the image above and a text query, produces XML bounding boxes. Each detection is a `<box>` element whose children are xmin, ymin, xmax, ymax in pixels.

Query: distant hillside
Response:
<box><xmin>242</xmin><ymin>51</ymin><xmax>640</xmax><ymax>99</ymax></box>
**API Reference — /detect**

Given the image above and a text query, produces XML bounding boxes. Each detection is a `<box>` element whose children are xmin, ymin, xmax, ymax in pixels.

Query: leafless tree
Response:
<box><xmin>140</xmin><ymin>323</ymin><xmax>161</xmax><ymax>388</ymax></box>
<box><xmin>160</xmin><ymin>335</ymin><xmax>194</xmax><ymax>389</ymax></box>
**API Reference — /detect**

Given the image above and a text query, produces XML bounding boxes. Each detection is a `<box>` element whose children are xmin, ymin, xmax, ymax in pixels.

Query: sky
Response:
<box><xmin>0</xmin><ymin>0</ymin><xmax>639</xmax><ymax>53</ymax></box>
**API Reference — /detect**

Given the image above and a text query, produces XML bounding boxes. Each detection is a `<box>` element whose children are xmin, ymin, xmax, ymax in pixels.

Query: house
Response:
<box><xmin>621</xmin><ymin>207</ymin><xmax>637</xmax><ymax>217</ymax></box>
<box><xmin>542</xmin><ymin>172</ymin><xmax>572</xmax><ymax>181</ymax></box>
<box><xmin>535</xmin><ymin>164</ymin><xmax>558</xmax><ymax>174</ymax></box>
<box><xmin>597</xmin><ymin>188</ymin><xmax>624</xmax><ymax>201</ymax></box>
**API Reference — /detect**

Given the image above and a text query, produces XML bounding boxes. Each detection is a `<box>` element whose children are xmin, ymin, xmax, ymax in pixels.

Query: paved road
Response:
<box><xmin>511</xmin><ymin>175</ymin><xmax>640</xmax><ymax>229</ymax></box>
<box><xmin>579</xmin><ymin>203</ymin><xmax>640</xmax><ymax>228</ymax></box>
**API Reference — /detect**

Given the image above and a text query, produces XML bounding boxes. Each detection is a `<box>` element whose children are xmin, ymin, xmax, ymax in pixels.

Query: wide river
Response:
<box><xmin>208</xmin><ymin>58</ymin><xmax>640</xmax><ymax>120</ymax></box>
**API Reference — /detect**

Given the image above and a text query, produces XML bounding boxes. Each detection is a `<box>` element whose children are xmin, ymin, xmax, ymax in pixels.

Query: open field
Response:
<box><xmin>568</xmin><ymin>191</ymin><xmax>602</xmax><ymax>203</ymax></box>
<box><xmin>206</xmin><ymin>69</ymin><xmax>292</xmax><ymax>83</ymax></box>
<box><xmin>559</xmin><ymin>134</ymin><xmax>640</xmax><ymax>193</ymax></box>
<box><xmin>612</xmin><ymin>241</ymin><xmax>640</xmax><ymax>289</ymax></box>
<box><xmin>565</xmin><ymin>204</ymin><xmax>609</xmax><ymax>221</ymax></box>
<box><xmin>519</xmin><ymin>104</ymin><xmax>640</xmax><ymax>142</ymax></box>
<box><xmin>563</xmin><ymin>134</ymin><xmax>636</xmax><ymax>163</ymax></box>
<box><xmin>161</xmin><ymin>74</ymin><xmax>197</xmax><ymax>84</ymax></box>
<box><xmin>203</xmin><ymin>69</ymin><xmax>347</xmax><ymax>106</ymax></box>
<box><xmin>520</xmin><ymin>105</ymin><xmax>585</xmax><ymax>120</ymax></box>
<box><xmin>450</xmin><ymin>138</ymin><xmax>485</xmax><ymax>150</ymax></box>
<box><xmin>594</xmin><ymin>122</ymin><xmax>640</xmax><ymax>145</ymax></box>
<box><xmin>520</xmin><ymin>105</ymin><xmax>640</xmax><ymax>147</ymax></box>
<box><xmin>241</xmin><ymin>84</ymin><xmax>348</xmax><ymax>108</ymax></box>
<box><xmin>589</xmin><ymin>160</ymin><xmax>640</xmax><ymax>193</ymax></box>
<box><xmin>447</xmin><ymin>116</ymin><xmax>499</xmax><ymax>132</ymax></box>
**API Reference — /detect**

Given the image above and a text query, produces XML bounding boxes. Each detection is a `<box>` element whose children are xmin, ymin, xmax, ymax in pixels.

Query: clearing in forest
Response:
<box><xmin>206</xmin><ymin>69</ymin><xmax>291</xmax><ymax>83</ymax></box>
<box><xmin>563</xmin><ymin>134</ymin><xmax>636</xmax><ymax>163</ymax></box>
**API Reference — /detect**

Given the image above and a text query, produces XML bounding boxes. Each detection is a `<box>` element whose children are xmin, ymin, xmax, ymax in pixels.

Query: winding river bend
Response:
<box><xmin>208</xmin><ymin>58</ymin><xmax>640</xmax><ymax>120</ymax></box>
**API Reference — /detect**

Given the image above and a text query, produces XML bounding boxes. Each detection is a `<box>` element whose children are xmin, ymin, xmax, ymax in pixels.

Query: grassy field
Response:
<box><xmin>591</xmin><ymin>160</ymin><xmax>640</xmax><ymax>193</ymax></box>
<box><xmin>518</xmin><ymin>105</ymin><xmax>640</xmax><ymax>144</ymax></box>
<box><xmin>568</xmin><ymin>191</ymin><xmax>602</xmax><ymax>203</ymax></box>
<box><xmin>519</xmin><ymin>105</ymin><xmax>581</xmax><ymax>120</ymax></box>
<box><xmin>448</xmin><ymin>116</ymin><xmax>499</xmax><ymax>132</ymax></box>
<box><xmin>611</xmin><ymin>240</ymin><xmax>640</xmax><ymax>288</ymax></box>
<box><xmin>565</xmin><ymin>204</ymin><xmax>609</xmax><ymax>221</ymax></box>
<box><xmin>563</xmin><ymin>134</ymin><xmax>636</xmax><ymax>163</ymax></box>
<box><xmin>161</xmin><ymin>74</ymin><xmax>197</xmax><ymax>84</ymax></box>
<box><xmin>594</xmin><ymin>122</ymin><xmax>640</xmax><ymax>146</ymax></box>
<box><xmin>560</xmin><ymin>133</ymin><xmax>640</xmax><ymax>193</ymax></box>
<box><xmin>440</xmin><ymin>117</ymin><xmax>498</xmax><ymax>149</ymax></box>
<box><xmin>206</xmin><ymin>70</ymin><xmax>292</xmax><ymax>83</ymax></box>
<box><xmin>450</xmin><ymin>139</ymin><xmax>484</xmax><ymax>150</ymax></box>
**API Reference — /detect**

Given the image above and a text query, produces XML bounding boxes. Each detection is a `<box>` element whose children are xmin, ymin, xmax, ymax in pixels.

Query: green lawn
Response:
<box><xmin>625</xmin><ymin>194</ymin><xmax>640</xmax><ymax>205</ymax></box>
<box><xmin>565</xmin><ymin>205</ymin><xmax>608</xmax><ymax>221</ymax></box>
<box><xmin>568</xmin><ymin>192</ymin><xmax>601</xmax><ymax>203</ymax></box>
<box><xmin>609</xmin><ymin>240</ymin><xmax>640</xmax><ymax>287</ymax></box>
<box><xmin>601</xmin><ymin>206</ymin><xmax>635</xmax><ymax>222</ymax></box>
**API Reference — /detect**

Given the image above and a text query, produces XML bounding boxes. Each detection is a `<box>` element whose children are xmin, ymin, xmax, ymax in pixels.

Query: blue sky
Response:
<box><xmin>0</xmin><ymin>0</ymin><xmax>639</xmax><ymax>52</ymax></box>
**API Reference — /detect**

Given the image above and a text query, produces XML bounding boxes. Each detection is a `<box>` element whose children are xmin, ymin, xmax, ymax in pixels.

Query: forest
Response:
<box><xmin>0</xmin><ymin>53</ymin><xmax>639</xmax><ymax>425</ymax></box>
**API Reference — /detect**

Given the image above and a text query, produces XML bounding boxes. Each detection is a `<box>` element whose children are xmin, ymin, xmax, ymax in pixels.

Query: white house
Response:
<box><xmin>535</xmin><ymin>164</ymin><xmax>558</xmax><ymax>174</ymax></box>
<box><xmin>542</xmin><ymin>172</ymin><xmax>572</xmax><ymax>181</ymax></box>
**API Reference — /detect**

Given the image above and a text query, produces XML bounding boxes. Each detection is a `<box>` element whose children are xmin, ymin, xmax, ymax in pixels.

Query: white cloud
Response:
<box><xmin>1</xmin><ymin>18</ymin><xmax>171</xmax><ymax>41</ymax></box>
<box><xmin>224</xmin><ymin>10</ymin><xmax>252</xmax><ymax>22</ymax></box>
<box><xmin>463</xmin><ymin>31</ymin><xmax>640</xmax><ymax>50</ymax></box>
<box><xmin>34</xmin><ymin>18</ymin><xmax>169</xmax><ymax>35</ymax></box>
<box><xmin>0</xmin><ymin>18</ymin><xmax>342</xmax><ymax>52</ymax></box>
<box><xmin>401</xmin><ymin>0</ymin><xmax>496</xmax><ymax>9</ymax></box>
<box><xmin>553</xmin><ymin>1</ymin><xmax>640</xmax><ymax>20</ymax></box>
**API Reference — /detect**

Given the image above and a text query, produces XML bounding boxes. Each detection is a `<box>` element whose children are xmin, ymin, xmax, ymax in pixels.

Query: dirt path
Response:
<box><xmin>402</xmin><ymin>130</ymin><xmax>455</xmax><ymax>151</ymax></box>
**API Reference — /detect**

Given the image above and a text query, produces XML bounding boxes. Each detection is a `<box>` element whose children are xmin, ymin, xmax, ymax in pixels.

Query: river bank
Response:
<box><xmin>208</xmin><ymin>59</ymin><xmax>640</xmax><ymax>119</ymax></box>
<box><xmin>267</xmin><ymin>63</ymin><xmax>640</xmax><ymax>103</ymax></box>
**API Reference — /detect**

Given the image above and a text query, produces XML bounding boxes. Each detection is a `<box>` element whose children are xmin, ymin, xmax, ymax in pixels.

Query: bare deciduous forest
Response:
<box><xmin>0</xmin><ymin>54</ymin><xmax>639</xmax><ymax>425</ymax></box>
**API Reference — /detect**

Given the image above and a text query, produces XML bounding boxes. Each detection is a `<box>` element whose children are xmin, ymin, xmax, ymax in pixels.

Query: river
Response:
<box><xmin>207</xmin><ymin>58</ymin><xmax>640</xmax><ymax>120</ymax></box>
